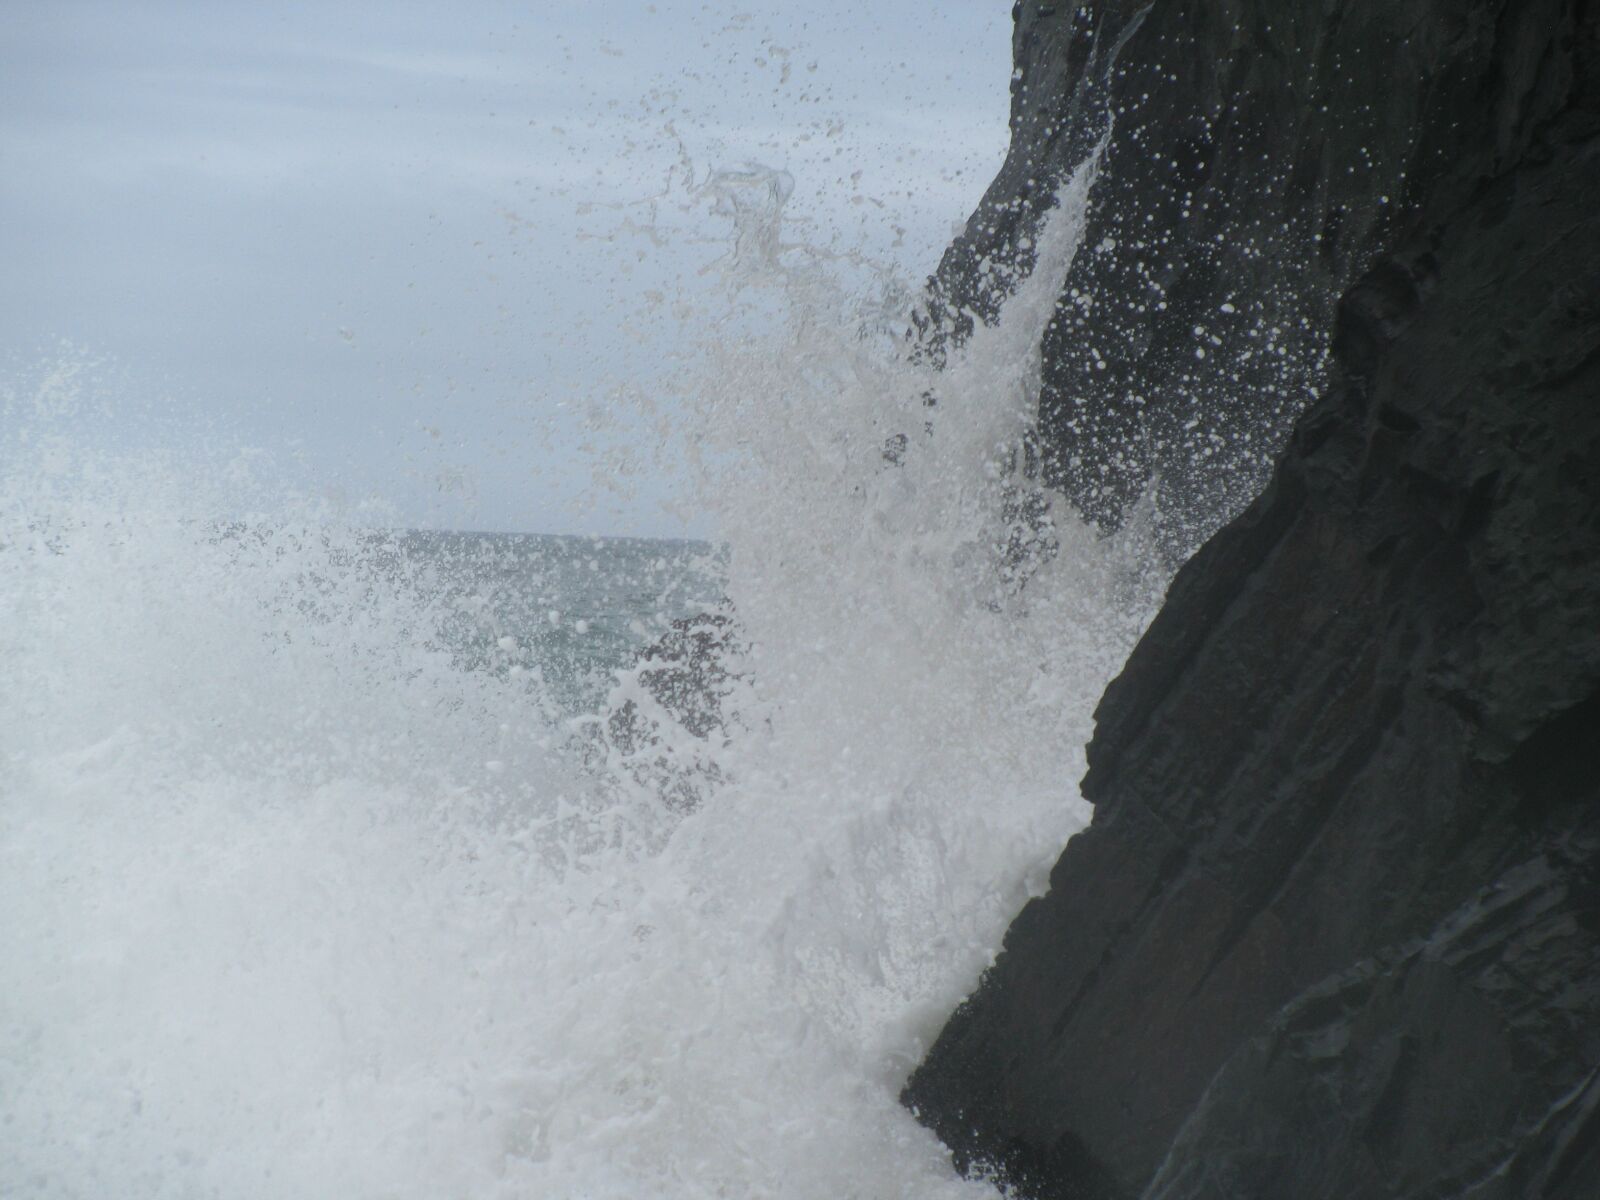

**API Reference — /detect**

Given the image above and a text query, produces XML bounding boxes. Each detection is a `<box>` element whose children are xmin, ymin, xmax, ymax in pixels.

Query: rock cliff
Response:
<box><xmin>905</xmin><ymin>3</ymin><xmax>1600</xmax><ymax>1198</ymax></box>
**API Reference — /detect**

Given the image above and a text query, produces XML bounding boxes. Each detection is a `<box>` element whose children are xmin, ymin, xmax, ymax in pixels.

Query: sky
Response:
<box><xmin>0</xmin><ymin>1</ymin><xmax>1012</xmax><ymax>535</ymax></box>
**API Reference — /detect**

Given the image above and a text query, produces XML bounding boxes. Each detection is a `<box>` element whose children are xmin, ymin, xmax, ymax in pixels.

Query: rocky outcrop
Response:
<box><xmin>930</xmin><ymin>0</ymin><xmax>1595</xmax><ymax>561</ymax></box>
<box><xmin>614</xmin><ymin>611</ymin><xmax>741</xmax><ymax>743</ymax></box>
<box><xmin>905</xmin><ymin>3</ymin><xmax>1600</xmax><ymax>1198</ymax></box>
<box><xmin>599</xmin><ymin>611</ymin><xmax>742</xmax><ymax>812</ymax></box>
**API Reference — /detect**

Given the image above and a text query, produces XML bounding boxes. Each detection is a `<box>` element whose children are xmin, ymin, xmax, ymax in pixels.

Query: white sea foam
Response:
<box><xmin>0</xmin><ymin>155</ymin><xmax>1159</xmax><ymax>1198</ymax></box>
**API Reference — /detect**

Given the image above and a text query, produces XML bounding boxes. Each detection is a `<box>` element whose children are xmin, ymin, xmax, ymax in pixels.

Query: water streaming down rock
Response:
<box><xmin>904</xmin><ymin>4</ymin><xmax>1600</xmax><ymax>1199</ymax></box>
<box><xmin>924</xmin><ymin>0</ymin><xmax>1572</xmax><ymax>565</ymax></box>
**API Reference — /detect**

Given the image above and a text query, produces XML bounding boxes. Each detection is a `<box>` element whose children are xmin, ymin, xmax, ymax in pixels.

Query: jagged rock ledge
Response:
<box><xmin>904</xmin><ymin>3</ymin><xmax>1600</xmax><ymax>1198</ymax></box>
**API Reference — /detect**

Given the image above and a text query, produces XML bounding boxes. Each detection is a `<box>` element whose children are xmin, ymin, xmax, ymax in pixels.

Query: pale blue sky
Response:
<box><xmin>1</xmin><ymin>1</ymin><xmax>1010</xmax><ymax>534</ymax></box>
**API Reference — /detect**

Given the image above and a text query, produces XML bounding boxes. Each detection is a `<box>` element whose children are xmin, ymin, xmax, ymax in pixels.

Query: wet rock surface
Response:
<box><xmin>600</xmin><ymin>611</ymin><xmax>742</xmax><ymax>813</ymax></box>
<box><xmin>615</xmin><ymin>611</ymin><xmax>741</xmax><ymax>743</ymax></box>
<box><xmin>929</xmin><ymin>0</ymin><xmax>1597</xmax><ymax>561</ymax></box>
<box><xmin>905</xmin><ymin>3</ymin><xmax>1600</xmax><ymax>1198</ymax></box>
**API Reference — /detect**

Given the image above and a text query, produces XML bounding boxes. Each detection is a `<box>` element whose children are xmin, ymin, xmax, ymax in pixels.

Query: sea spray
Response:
<box><xmin>1</xmin><ymin>162</ymin><xmax>1161</xmax><ymax>1199</ymax></box>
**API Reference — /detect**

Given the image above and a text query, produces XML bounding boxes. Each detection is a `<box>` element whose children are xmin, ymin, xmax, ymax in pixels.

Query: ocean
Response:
<box><xmin>1</xmin><ymin>158</ymin><xmax>1162</xmax><ymax>1198</ymax></box>
<box><xmin>387</xmin><ymin>530</ymin><xmax>724</xmax><ymax>716</ymax></box>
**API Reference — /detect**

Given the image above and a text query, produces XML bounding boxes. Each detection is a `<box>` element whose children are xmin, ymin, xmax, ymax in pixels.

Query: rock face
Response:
<box><xmin>905</xmin><ymin>4</ymin><xmax>1600</xmax><ymax>1198</ymax></box>
<box><xmin>600</xmin><ymin>612</ymin><xmax>742</xmax><ymax>813</ymax></box>
<box><xmin>929</xmin><ymin>0</ymin><xmax>1596</xmax><ymax>561</ymax></box>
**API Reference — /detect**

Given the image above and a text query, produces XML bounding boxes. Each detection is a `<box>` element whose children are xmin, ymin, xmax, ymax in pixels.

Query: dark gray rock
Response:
<box><xmin>600</xmin><ymin>611</ymin><xmax>742</xmax><ymax>812</ymax></box>
<box><xmin>904</xmin><ymin>3</ymin><xmax>1600</xmax><ymax>1197</ymax></box>
<box><xmin>618</xmin><ymin>611</ymin><xmax>741</xmax><ymax>742</ymax></box>
<box><xmin>927</xmin><ymin>0</ymin><xmax>1595</xmax><ymax>561</ymax></box>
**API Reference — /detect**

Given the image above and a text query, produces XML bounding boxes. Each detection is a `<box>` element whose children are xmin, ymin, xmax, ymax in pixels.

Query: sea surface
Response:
<box><xmin>389</xmin><ymin>530</ymin><xmax>723</xmax><ymax>715</ymax></box>
<box><xmin>1</xmin><ymin>156</ymin><xmax>1164</xmax><ymax>1198</ymax></box>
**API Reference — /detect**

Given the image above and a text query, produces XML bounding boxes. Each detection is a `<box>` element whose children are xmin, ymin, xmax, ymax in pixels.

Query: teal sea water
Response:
<box><xmin>392</xmin><ymin>531</ymin><xmax>722</xmax><ymax>715</ymax></box>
